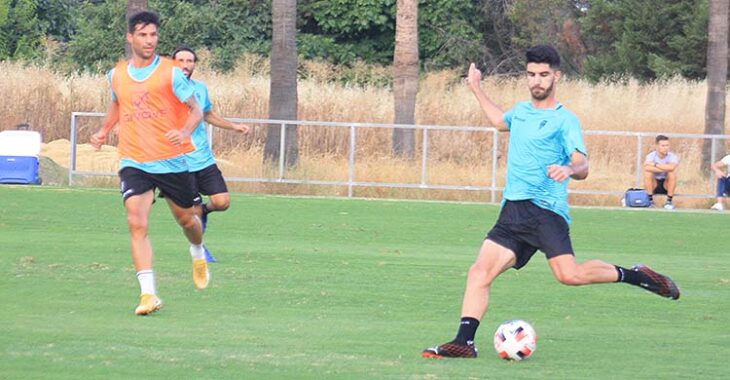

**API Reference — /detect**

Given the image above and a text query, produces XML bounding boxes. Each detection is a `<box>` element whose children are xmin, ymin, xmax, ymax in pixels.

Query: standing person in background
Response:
<box><xmin>90</xmin><ymin>11</ymin><xmax>211</xmax><ymax>316</ymax></box>
<box><xmin>643</xmin><ymin>135</ymin><xmax>679</xmax><ymax>209</ymax></box>
<box><xmin>171</xmin><ymin>45</ymin><xmax>251</xmax><ymax>262</ymax></box>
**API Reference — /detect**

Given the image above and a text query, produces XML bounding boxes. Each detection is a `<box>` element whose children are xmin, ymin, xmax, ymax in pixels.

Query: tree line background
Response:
<box><xmin>0</xmin><ymin>0</ymin><xmax>712</xmax><ymax>82</ymax></box>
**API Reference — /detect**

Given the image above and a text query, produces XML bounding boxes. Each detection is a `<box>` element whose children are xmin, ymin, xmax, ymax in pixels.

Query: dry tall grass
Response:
<box><xmin>3</xmin><ymin>57</ymin><xmax>725</xmax><ymax>207</ymax></box>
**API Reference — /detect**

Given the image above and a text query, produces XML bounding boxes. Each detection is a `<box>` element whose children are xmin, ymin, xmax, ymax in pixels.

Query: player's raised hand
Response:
<box><xmin>466</xmin><ymin>63</ymin><xmax>482</xmax><ymax>89</ymax></box>
<box><xmin>547</xmin><ymin>164</ymin><xmax>574</xmax><ymax>182</ymax></box>
<box><xmin>90</xmin><ymin>130</ymin><xmax>107</xmax><ymax>151</ymax></box>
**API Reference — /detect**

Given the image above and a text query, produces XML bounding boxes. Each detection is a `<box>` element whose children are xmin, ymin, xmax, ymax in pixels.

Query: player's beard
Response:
<box><xmin>530</xmin><ymin>81</ymin><xmax>554</xmax><ymax>101</ymax></box>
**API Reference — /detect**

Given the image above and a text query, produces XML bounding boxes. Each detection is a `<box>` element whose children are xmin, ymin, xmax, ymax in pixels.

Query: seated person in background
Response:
<box><xmin>710</xmin><ymin>153</ymin><xmax>730</xmax><ymax>211</ymax></box>
<box><xmin>643</xmin><ymin>135</ymin><xmax>679</xmax><ymax>209</ymax></box>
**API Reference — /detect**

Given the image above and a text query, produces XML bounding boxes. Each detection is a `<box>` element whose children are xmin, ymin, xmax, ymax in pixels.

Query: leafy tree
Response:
<box><xmin>298</xmin><ymin>0</ymin><xmax>396</xmax><ymax>65</ymax></box>
<box><xmin>205</xmin><ymin>0</ymin><xmax>272</xmax><ymax>71</ymax></box>
<box><xmin>0</xmin><ymin>0</ymin><xmax>10</xmax><ymax>58</ymax></box>
<box><xmin>63</xmin><ymin>0</ymin><xmax>272</xmax><ymax>73</ymax></box>
<box><xmin>1</xmin><ymin>0</ymin><xmax>715</xmax><ymax>84</ymax></box>
<box><xmin>37</xmin><ymin>0</ymin><xmax>77</xmax><ymax>42</ymax></box>
<box><xmin>508</xmin><ymin>0</ymin><xmax>587</xmax><ymax>74</ymax></box>
<box><xmin>298</xmin><ymin>0</ymin><xmax>486</xmax><ymax>71</ymax></box>
<box><xmin>0</xmin><ymin>0</ymin><xmax>48</xmax><ymax>60</ymax></box>
<box><xmin>580</xmin><ymin>0</ymin><xmax>708</xmax><ymax>81</ymax></box>
<box><xmin>64</xmin><ymin>0</ymin><xmax>127</xmax><ymax>72</ymax></box>
<box><xmin>418</xmin><ymin>0</ymin><xmax>483</xmax><ymax>71</ymax></box>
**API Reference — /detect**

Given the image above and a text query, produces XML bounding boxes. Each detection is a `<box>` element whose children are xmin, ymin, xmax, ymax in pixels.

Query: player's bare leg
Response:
<box><xmin>643</xmin><ymin>171</ymin><xmax>657</xmax><ymax>205</ymax></box>
<box><xmin>207</xmin><ymin>192</ymin><xmax>230</xmax><ymax>213</ymax></box>
<box><xmin>196</xmin><ymin>192</ymin><xmax>230</xmax><ymax>262</ymax></box>
<box><xmin>548</xmin><ymin>254</ymin><xmax>679</xmax><ymax>299</ymax></box>
<box><xmin>125</xmin><ymin>190</ymin><xmax>162</xmax><ymax>315</ymax></box>
<box><xmin>547</xmin><ymin>255</ymin><xmax>619</xmax><ymax>285</ymax></box>
<box><xmin>664</xmin><ymin>171</ymin><xmax>677</xmax><ymax>209</ymax></box>
<box><xmin>126</xmin><ymin>191</ymin><xmax>155</xmax><ymax>272</ymax></box>
<box><xmin>665</xmin><ymin>171</ymin><xmax>677</xmax><ymax>198</ymax></box>
<box><xmin>166</xmin><ymin>199</ymin><xmax>203</xmax><ymax>245</ymax></box>
<box><xmin>461</xmin><ymin>240</ymin><xmax>517</xmax><ymax>318</ymax></box>
<box><xmin>422</xmin><ymin>240</ymin><xmax>516</xmax><ymax>358</ymax></box>
<box><xmin>166</xmin><ymin>199</ymin><xmax>209</xmax><ymax>289</ymax></box>
<box><xmin>198</xmin><ymin>192</ymin><xmax>230</xmax><ymax>231</ymax></box>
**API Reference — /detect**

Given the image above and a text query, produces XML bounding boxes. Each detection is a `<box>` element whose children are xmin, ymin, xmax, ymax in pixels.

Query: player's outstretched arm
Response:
<box><xmin>466</xmin><ymin>63</ymin><xmax>508</xmax><ymax>131</ymax></box>
<box><xmin>548</xmin><ymin>151</ymin><xmax>588</xmax><ymax>182</ymax></box>
<box><xmin>91</xmin><ymin>101</ymin><xmax>120</xmax><ymax>150</ymax></box>
<box><xmin>204</xmin><ymin>111</ymin><xmax>251</xmax><ymax>134</ymax></box>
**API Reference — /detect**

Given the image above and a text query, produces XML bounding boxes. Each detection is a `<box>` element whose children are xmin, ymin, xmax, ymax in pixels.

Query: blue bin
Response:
<box><xmin>0</xmin><ymin>155</ymin><xmax>41</xmax><ymax>184</ymax></box>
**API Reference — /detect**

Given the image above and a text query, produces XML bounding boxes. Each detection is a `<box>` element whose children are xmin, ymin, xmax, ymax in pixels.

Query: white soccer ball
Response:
<box><xmin>493</xmin><ymin>320</ymin><xmax>537</xmax><ymax>361</ymax></box>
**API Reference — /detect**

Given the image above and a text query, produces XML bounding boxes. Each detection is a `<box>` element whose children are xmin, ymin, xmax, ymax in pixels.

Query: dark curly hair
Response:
<box><xmin>526</xmin><ymin>45</ymin><xmax>560</xmax><ymax>69</ymax></box>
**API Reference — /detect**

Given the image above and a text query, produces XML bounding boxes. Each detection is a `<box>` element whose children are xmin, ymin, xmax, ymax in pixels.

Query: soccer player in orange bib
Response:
<box><xmin>90</xmin><ymin>11</ymin><xmax>210</xmax><ymax>315</ymax></box>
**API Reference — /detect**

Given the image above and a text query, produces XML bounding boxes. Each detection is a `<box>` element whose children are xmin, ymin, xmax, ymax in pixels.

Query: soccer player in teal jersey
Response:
<box><xmin>422</xmin><ymin>45</ymin><xmax>680</xmax><ymax>359</ymax></box>
<box><xmin>171</xmin><ymin>46</ymin><xmax>251</xmax><ymax>262</ymax></box>
<box><xmin>90</xmin><ymin>12</ymin><xmax>210</xmax><ymax>316</ymax></box>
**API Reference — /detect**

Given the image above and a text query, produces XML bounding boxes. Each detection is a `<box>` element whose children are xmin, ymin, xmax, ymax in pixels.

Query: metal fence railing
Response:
<box><xmin>69</xmin><ymin>112</ymin><xmax>730</xmax><ymax>203</ymax></box>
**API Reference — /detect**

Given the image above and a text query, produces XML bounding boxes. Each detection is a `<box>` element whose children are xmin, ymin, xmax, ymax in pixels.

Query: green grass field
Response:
<box><xmin>1</xmin><ymin>186</ymin><xmax>728</xmax><ymax>379</ymax></box>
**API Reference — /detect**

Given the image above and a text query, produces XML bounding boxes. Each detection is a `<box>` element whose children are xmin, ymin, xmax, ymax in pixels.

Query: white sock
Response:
<box><xmin>190</xmin><ymin>244</ymin><xmax>205</xmax><ymax>260</ymax></box>
<box><xmin>136</xmin><ymin>269</ymin><xmax>156</xmax><ymax>295</ymax></box>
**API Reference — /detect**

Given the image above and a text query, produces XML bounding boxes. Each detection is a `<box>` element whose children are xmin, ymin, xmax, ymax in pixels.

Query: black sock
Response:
<box><xmin>615</xmin><ymin>265</ymin><xmax>642</xmax><ymax>285</ymax></box>
<box><xmin>201</xmin><ymin>203</ymin><xmax>210</xmax><ymax>215</ymax></box>
<box><xmin>667</xmin><ymin>196</ymin><xmax>673</xmax><ymax>203</ymax></box>
<box><xmin>454</xmin><ymin>317</ymin><xmax>480</xmax><ymax>345</ymax></box>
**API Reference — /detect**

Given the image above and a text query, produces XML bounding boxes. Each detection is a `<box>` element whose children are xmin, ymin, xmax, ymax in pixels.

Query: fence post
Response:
<box><xmin>420</xmin><ymin>128</ymin><xmax>429</xmax><ymax>186</ymax></box>
<box><xmin>635</xmin><ymin>135</ymin><xmax>643</xmax><ymax>187</ymax></box>
<box><xmin>278</xmin><ymin>122</ymin><xmax>286</xmax><ymax>180</ymax></box>
<box><xmin>348</xmin><ymin>125</ymin><xmax>356</xmax><ymax>197</ymax></box>
<box><xmin>69</xmin><ymin>113</ymin><xmax>77</xmax><ymax>186</ymax></box>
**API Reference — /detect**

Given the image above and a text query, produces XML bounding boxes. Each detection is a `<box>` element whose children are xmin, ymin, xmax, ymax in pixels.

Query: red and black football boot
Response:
<box><xmin>422</xmin><ymin>340</ymin><xmax>477</xmax><ymax>358</ymax></box>
<box><xmin>633</xmin><ymin>264</ymin><xmax>681</xmax><ymax>300</ymax></box>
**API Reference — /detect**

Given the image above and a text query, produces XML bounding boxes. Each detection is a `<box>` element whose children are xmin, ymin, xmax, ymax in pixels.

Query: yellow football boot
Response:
<box><xmin>193</xmin><ymin>258</ymin><xmax>210</xmax><ymax>289</ymax></box>
<box><xmin>135</xmin><ymin>294</ymin><xmax>163</xmax><ymax>315</ymax></box>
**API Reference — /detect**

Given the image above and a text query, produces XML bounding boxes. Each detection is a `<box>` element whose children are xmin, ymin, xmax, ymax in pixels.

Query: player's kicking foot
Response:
<box><xmin>203</xmin><ymin>245</ymin><xmax>217</xmax><ymax>263</ymax></box>
<box><xmin>135</xmin><ymin>294</ymin><xmax>163</xmax><ymax>315</ymax></box>
<box><xmin>633</xmin><ymin>264</ymin><xmax>680</xmax><ymax>300</ymax></box>
<box><xmin>193</xmin><ymin>258</ymin><xmax>210</xmax><ymax>289</ymax></box>
<box><xmin>422</xmin><ymin>340</ymin><xmax>478</xmax><ymax>358</ymax></box>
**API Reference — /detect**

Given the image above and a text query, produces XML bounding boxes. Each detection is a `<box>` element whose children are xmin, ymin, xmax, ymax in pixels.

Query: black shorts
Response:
<box><xmin>192</xmin><ymin>164</ymin><xmax>228</xmax><ymax>196</ymax></box>
<box><xmin>119</xmin><ymin>167</ymin><xmax>200</xmax><ymax>208</ymax></box>
<box><xmin>486</xmin><ymin>200</ymin><xmax>574</xmax><ymax>269</ymax></box>
<box><xmin>653</xmin><ymin>178</ymin><xmax>667</xmax><ymax>195</ymax></box>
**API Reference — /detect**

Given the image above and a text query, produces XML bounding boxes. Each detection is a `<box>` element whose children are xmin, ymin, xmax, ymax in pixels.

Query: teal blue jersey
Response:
<box><xmin>107</xmin><ymin>55</ymin><xmax>195</xmax><ymax>174</ymax></box>
<box><xmin>502</xmin><ymin>101</ymin><xmax>587</xmax><ymax>223</ymax></box>
<box><xmin>185</xmin><ymin>79</ymin><xmax>216</xmax><ymax>172</ymax></box>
